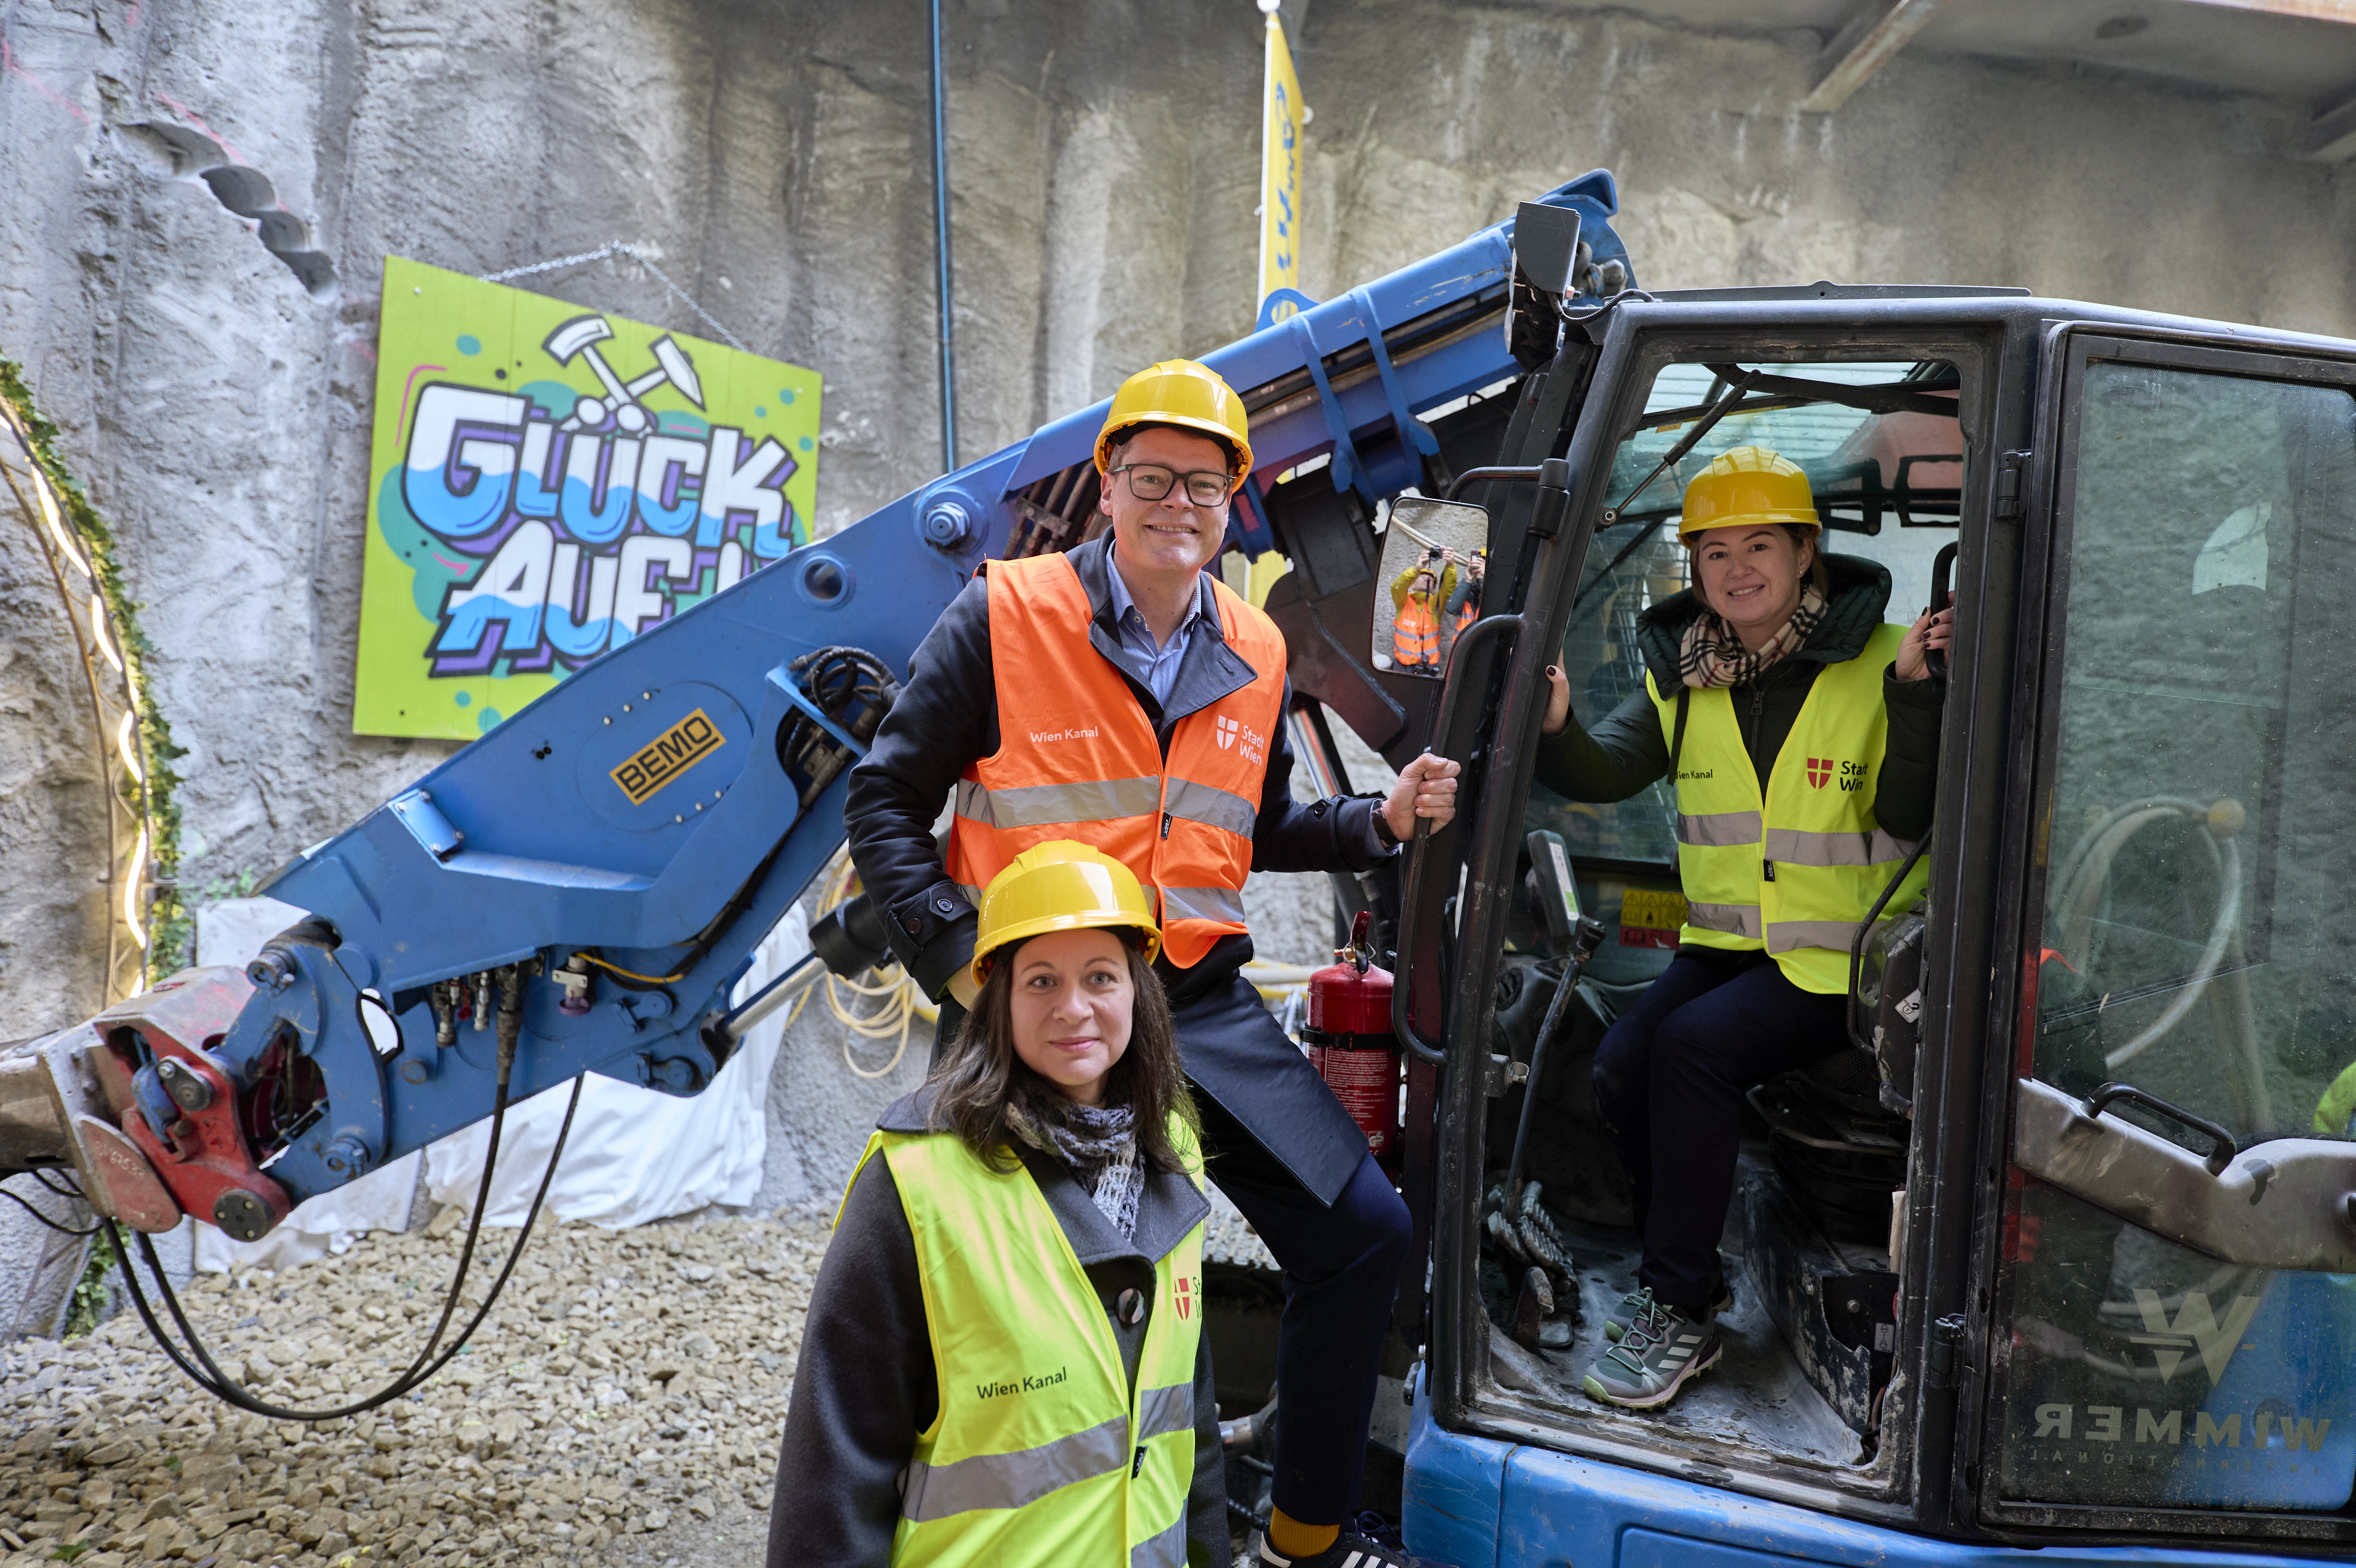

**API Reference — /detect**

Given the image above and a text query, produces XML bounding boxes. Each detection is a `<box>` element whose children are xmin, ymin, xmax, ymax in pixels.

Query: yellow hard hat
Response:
<box><xmin>1679</xmin><ymin>446</ymin><xmax>1819</xmax><ymax>541</ymax></box>
<box><xmin>970</xmin><ymin>840</ymin><xmax>1161</xmax><ymax>987</ymax></box>
<box><xmin>1094</xmin><ymin>359</ymin><xmax>1254</xmax><ymax>483</ymax></box>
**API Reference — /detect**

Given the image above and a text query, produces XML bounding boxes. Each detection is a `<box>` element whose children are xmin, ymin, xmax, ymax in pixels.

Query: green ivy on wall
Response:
<box><xmin>0</xmin><ymin>357</ymin><xmax>191</xmax><ymax>983</ymax></box>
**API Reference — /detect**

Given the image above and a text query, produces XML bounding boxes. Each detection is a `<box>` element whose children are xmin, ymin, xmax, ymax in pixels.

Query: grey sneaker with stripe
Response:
<box><xmin>1604</xmin><ymin>1269</ymin><xmax>1734</xmax><ymax>1342</ymax></box>
<box><xmin>1582</xmin><ymin>1288</ymin><xmax>1722</xmax><ymax>1409</ymax></box>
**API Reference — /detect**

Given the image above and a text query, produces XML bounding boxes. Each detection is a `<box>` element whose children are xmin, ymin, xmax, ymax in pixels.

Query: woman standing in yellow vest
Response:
<box><xmin>1533</xmin><ymin>446</ymin><xmax>1952</xmax><ymax>1411</ymax></box>
<box><xmin>767</xmin><ymin>842</ymin><xmax>1224</xmax><ymax>1566</ymax></box>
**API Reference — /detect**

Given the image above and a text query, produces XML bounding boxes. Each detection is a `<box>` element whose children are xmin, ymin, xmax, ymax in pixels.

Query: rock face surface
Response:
<box><xmin>4</xmin><ymin>0</ymin><xmax>2355</xmax><ymax>1335</ymax></box>
<box><xmin>7</xmin><ymin>0</ymin><xmax>2355</xmax><ymax>1037</ymax></box>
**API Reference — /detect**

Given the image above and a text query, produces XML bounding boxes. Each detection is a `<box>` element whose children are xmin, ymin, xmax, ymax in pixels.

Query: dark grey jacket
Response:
<box><xmin>845</xmin><ymin>531</ymin><xmax>1396</xmax><ymax>1008</ymax></box>
<box><xmin>767</xmin><ymin>1092</ymin><xmax>1225</xmax><ymax>1567</ymax></box>
<box><xmin>1535</xmin><ymin>555</ymin><xmax>1944</xmax><ymax>841</ymax></box>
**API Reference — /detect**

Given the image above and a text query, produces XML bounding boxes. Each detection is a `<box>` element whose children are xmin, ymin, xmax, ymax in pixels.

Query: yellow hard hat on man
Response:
<box><xmin>1679</xmin><ymin>446</ymin><xmax>1819</xmax><ymax>541</ymax></box>
<box><xmin>969</xmin><ymin>840</ymin><xmax>1162</xmax><ymax>987</ymax></box>
<box><xmin>1095</xmin><ymin>359</ymin><xmax>1254</xmax><ymax>483</ymax></box>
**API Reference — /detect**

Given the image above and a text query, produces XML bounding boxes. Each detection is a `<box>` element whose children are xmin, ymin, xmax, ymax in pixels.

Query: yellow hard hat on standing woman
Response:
<box><xmin>968</xmin><ymin>840</ymin><xmax>1162</xmax><ymax>988</ymax></box>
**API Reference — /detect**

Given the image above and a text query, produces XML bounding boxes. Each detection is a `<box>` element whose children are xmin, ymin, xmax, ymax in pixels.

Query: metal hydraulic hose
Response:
<box><xmin>929</xmin><ymin>0</ymin><xmax>958</xmax><ymax>473</ymax></box>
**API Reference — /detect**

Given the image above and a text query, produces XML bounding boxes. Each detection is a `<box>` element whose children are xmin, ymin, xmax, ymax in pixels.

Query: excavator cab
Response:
<box><xmin>1359</xmin><ymin>287</ymin><xmax>2356</xmax><ymax>1562</ymax></box>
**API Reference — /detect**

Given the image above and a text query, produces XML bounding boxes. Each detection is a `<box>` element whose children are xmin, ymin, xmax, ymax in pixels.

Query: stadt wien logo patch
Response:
<box><xmin>1215</xmin><ymin>716</ymin><xmax>1240</xmax><ymax>751</ymax></box>
<box><xmin>1806</xmin><ymin>756</ymin><xmax>1834</xmax><ymax>787</ymax></box>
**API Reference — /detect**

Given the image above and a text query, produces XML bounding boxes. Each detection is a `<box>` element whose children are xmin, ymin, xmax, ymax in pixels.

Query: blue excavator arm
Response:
<box><xmin>42</xmin><ymin>173</ymin><xmax>1630</xmax><ymax>1241</ymax></box>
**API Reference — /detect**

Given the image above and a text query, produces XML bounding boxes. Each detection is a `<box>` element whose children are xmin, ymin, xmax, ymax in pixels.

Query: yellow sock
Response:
<box><xmin>1267</xmin><ymin>1507</ymin><xmax>1341</xmax><ymax>1559</ymax></box>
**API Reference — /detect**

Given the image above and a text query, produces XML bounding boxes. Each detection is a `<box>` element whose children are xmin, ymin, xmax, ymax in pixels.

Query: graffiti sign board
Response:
<box><xmin>354</xmin><ymin>256</ymin><xmax>822</xmax><ymax>738</ymax></box>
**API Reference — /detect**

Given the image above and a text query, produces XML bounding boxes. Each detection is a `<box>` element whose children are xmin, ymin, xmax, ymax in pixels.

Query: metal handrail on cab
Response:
<box><xmin>1390</xmin><ymin>612</ymin><xmax>1524</xmax><ymax>1065</ymax></box>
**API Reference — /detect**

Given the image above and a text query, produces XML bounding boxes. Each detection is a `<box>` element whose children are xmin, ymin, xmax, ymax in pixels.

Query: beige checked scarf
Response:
<box><xmin>1674</xmin><ymin>583</ymin><xmax>1827</xmax><ymax>690</ymax></box>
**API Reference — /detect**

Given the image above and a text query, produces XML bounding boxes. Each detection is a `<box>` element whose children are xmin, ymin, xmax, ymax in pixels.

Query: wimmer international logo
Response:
<box><xmin>356</xmin><ymin>257</ymin><xmax>823</xmax><ymax>739</ymax></box>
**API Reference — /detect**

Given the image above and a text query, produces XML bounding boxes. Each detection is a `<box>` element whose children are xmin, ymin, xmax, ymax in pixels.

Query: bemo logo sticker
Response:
<box><xmin>611</xmin><ymin>708</ymin><xmax>726</xmax><ymax>805</ymax></box>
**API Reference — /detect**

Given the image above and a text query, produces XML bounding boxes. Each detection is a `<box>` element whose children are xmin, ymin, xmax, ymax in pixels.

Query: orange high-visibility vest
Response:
<box><xmin>1394</xmin><ymin>594</ymin><xmax>1439</xmax><ymax>669</ymax></box>
<box><xmin>946</xmin><ymin>555</ymin><xmax>1287</xmax><ymax>969</ymax></box>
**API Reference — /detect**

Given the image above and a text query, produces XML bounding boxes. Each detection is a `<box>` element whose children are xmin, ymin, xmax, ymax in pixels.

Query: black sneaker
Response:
<box><xmin>1583</xmin><ymin>1288</ymin><xmax>1722</xmax><ymax>1409</ymax></box>
<box><xmin>1259</xmin><ymin>1526</ymin><xmax>1434</xmax><ymax>1567</ymax></box>
<box><xmin>1605</xmin><ymin>1264</ymin><xmax>1734</xmax><ymax>1342</ymax></box>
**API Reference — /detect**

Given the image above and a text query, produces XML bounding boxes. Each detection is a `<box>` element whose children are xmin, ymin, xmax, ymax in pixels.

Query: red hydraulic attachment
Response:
<box><xmin>1303</xmin><ymin>910</ymin><xmax>1402</xmax><ymax>1165</ymax></box>
<box><xmin>74</xmin><ymin>969</ymin><xmax>293</xmax><ymax>1241</ymax></box>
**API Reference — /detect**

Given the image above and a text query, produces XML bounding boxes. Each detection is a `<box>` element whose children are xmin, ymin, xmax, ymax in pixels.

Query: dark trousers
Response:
<box><xmin>1196</xmin><ymin>1093</ymin><xmax>1408</xmax><ymax>1527</ymax></box>
<box><xmin>1591</xmin><ymin>949</ymin><xmax>1846</xmax><ymax>1319</ymax></box>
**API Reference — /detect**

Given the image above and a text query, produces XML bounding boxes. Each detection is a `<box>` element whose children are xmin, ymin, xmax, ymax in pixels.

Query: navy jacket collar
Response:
<box><xmin>1066</xmin><ymin>534</ymin><xmax>1257</xmax><ymax>727</ymax></box>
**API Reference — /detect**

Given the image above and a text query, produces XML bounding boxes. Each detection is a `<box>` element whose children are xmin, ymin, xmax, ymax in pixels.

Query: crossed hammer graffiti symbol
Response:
<box><xmin>543</xmin><ymin>314</ymin><xmax>708</xmax><ymax>435</ymax></box>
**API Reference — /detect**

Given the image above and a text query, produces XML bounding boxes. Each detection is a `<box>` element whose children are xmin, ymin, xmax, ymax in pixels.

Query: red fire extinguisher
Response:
<box><xmin>1302</xmin><ymin>911</ymin><xmax>1401</xmax><ymax>1164</ymax></box>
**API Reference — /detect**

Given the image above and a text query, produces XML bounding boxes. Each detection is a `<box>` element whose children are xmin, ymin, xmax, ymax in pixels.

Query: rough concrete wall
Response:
<box><xmin>1297</xmin><ymin>3</ymin><xmax>2356</xmax><ymax>332</ymax></box>
<box><xmin>6</xmin><ymin>0</ymin><xmax>2356</xmax><ymax>1241</ymax></box>
<box><xmin>0</xmin><ymin>480</ymin><xmax>111</xmax><ymax>1030</ymax></box>
<box><xmin>7</xmin><ymin>0</ymin><xmax>2354</xmax><ymax>1002</ymax></box>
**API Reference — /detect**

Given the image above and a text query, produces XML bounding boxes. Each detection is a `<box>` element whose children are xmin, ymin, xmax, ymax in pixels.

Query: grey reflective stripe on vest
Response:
<box><xmin>900</xmin><ymin>1413</ymin><xmax>1130</xmax><ymax>1521</ymax></box>
<box><xmin>1767</xmin><ymin>918</ymin><xmax>1869</xmax><ymax>954</ymax></box>
<box><xmin>1762</xmin><ymin>827</ymin><xmax>1915</xmax><ymax>868</ymax></box>
<box><xmin>1130</xmin><ymin>1513</ymin><xmax>1188</xmax><ymax>1568</ymax></box>
<box><xmin>1160</xmin><ymin>885</ymin><xmax>1248</xmax><ymax>928</ymax></box>
<box><xmin>1685</xmin><ymin>901</ymin><xmax>1762</xmax><ymax>939</ymax></box>
<box><xmin>1136</xmin><ymin>1381</ymin><xmax>1194</xmax><ymax>1441</ymax></box>
<box><xmin>1122</xmin><ymin>1384</ymin><xmax>1196</xmax><ymax>1565</ymax></box>
<box><xmin>955</xmin><ymin>776</ymin><xmax>1162</xmax><ymax>830</ymax></box>
<box><xmin>1162</xmin><ymin>777</ymin><xmax>1257</xmax><ymax>840</ymax></box>
<box><xmin>1676</xmin><ymin>810</ymin><xmax>1762</xmax><ymax>848</ymax></box>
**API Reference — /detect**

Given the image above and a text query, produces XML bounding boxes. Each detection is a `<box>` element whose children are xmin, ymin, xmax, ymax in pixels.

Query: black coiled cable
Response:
<box><xmin>106</xmin><ymin>1071</ymin><xmax>583</xmax><ymax>1422</ymax></box>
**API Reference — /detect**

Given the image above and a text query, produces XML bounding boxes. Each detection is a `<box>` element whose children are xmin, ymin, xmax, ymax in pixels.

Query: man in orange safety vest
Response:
<box><xmin>846</xmin><ymin>359</ymin><xmax>1460</xmax><ymax>1568</ymax></box>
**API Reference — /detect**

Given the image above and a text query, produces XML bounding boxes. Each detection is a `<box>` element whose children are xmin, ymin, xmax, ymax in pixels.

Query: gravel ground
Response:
<box><xmin>0</xmin><ymin>1212</ymin><xmax>829</xmax><ymax>1566</ymax></box>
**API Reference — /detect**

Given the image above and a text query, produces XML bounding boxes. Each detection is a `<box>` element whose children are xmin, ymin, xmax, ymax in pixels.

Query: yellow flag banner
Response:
<box><xmin>1257</xmin><ymin>8</ymin><xmax>1305</xmax><ymax>326</ymax></box>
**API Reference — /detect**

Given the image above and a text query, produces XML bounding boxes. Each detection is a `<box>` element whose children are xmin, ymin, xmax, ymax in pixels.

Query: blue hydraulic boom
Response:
<box><xmin>41</xmin><ymin>173</ymin><xmax>1631</xmax><ymax>1240</ymax></box>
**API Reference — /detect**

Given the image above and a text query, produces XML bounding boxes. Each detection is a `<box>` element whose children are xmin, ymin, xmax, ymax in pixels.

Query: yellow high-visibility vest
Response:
<box><xmin>1648</xmin><ymin>622</ymin><xmax>1928</xmax><ymax>993</ymax></box>
<box><xmin>854</xmin><ymin>1122</ymin><xmax>1205</xmax><ymax>1567</ymax></box>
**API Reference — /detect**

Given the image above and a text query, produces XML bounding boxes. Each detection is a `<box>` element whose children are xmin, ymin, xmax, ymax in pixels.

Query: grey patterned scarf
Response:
<box><xmin>1008</xmin><ymin>1095</ymin><xmax>1144</xmax><ymax>1238</ymax></box>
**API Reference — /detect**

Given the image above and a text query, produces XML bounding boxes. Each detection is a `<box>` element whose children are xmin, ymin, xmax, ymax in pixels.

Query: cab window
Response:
<box><xmin>1994</xmin><ymin>353</ymin><xmax>2356</xmax><ymax>1517</ymax></box>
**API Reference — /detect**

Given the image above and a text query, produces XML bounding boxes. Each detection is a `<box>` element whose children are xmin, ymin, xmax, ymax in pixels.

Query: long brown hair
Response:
<box><xmin>926</xmin><ymin>935</ymin><xmax>1199</xmax><ymax>1176</ymax></box>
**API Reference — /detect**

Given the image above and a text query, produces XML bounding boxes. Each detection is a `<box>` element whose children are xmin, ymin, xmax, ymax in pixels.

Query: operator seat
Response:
<box><xmin>1746</xmin><ymin>901</ymin><xmax>1928</xmax><ymax>1246</ymax></box>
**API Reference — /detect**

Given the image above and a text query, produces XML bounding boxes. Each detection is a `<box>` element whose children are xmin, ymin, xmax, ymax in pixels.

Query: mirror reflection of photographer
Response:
<box><xmin>1444</xmin><ymin>548</ymin><xmax>1486</xmax><ymax>641</ymax></box>
<box><xmin>1389</xmin><ymin>548</ymin><xmax>1453</xmax><ymax>675</ymax></box>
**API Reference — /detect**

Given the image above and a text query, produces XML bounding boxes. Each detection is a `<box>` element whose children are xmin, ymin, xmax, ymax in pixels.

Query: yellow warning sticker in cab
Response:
<box><xmin>1618</xmin><ymin>887</ymin><xmax>1689</xmax><ymax>949</ymax></box>
<box><xmin>611</xmin><ymin>709</ymin><xmax>726</xmax><ymax>805</ymax></box>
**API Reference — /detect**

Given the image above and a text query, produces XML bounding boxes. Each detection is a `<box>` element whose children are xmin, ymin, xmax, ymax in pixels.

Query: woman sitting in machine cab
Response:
<box><xmin>1533</xmin><ymin>446</ymin><xmax>1951</xmax><ymax>1411</ymax></box>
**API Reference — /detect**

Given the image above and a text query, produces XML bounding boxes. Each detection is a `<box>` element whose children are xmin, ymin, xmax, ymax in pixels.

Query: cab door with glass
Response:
<box><xmin>1980</xmin><ymin>330</ymin><xmax>2356</xmax><ymax>1547</ymax></box>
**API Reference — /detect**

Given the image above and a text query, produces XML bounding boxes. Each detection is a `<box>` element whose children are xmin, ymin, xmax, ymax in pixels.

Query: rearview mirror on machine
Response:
<box><xmin>1371</xmin><ymin>495</ymin><xmax>1491</xmax><ymax>677</ymax></box>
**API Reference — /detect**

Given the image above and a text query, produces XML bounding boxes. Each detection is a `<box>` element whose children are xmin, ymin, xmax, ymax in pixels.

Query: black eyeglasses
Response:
<box><xmin>1111</xmin><ymin>463</ymin><xmax>1235</xmax><ymax>507</ymax></box>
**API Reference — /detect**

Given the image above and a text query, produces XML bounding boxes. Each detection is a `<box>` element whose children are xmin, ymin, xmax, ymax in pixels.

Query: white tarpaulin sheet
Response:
<box><xmin>189</xmin><ymin>896</ymin><xmax>806</xmax><ymax>1269</ymax></box>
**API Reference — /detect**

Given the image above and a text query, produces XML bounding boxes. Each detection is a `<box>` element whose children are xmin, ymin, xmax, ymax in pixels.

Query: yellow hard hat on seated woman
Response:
<box><xmin>1679</xmin><ymin>446</ymin><xmax>1821</xmax><ymax>541</ymax></box>
<box><xmin>969</xmin><ymin>841</ymin><xmax>1162</xmax><ymax>989</ymax></box>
